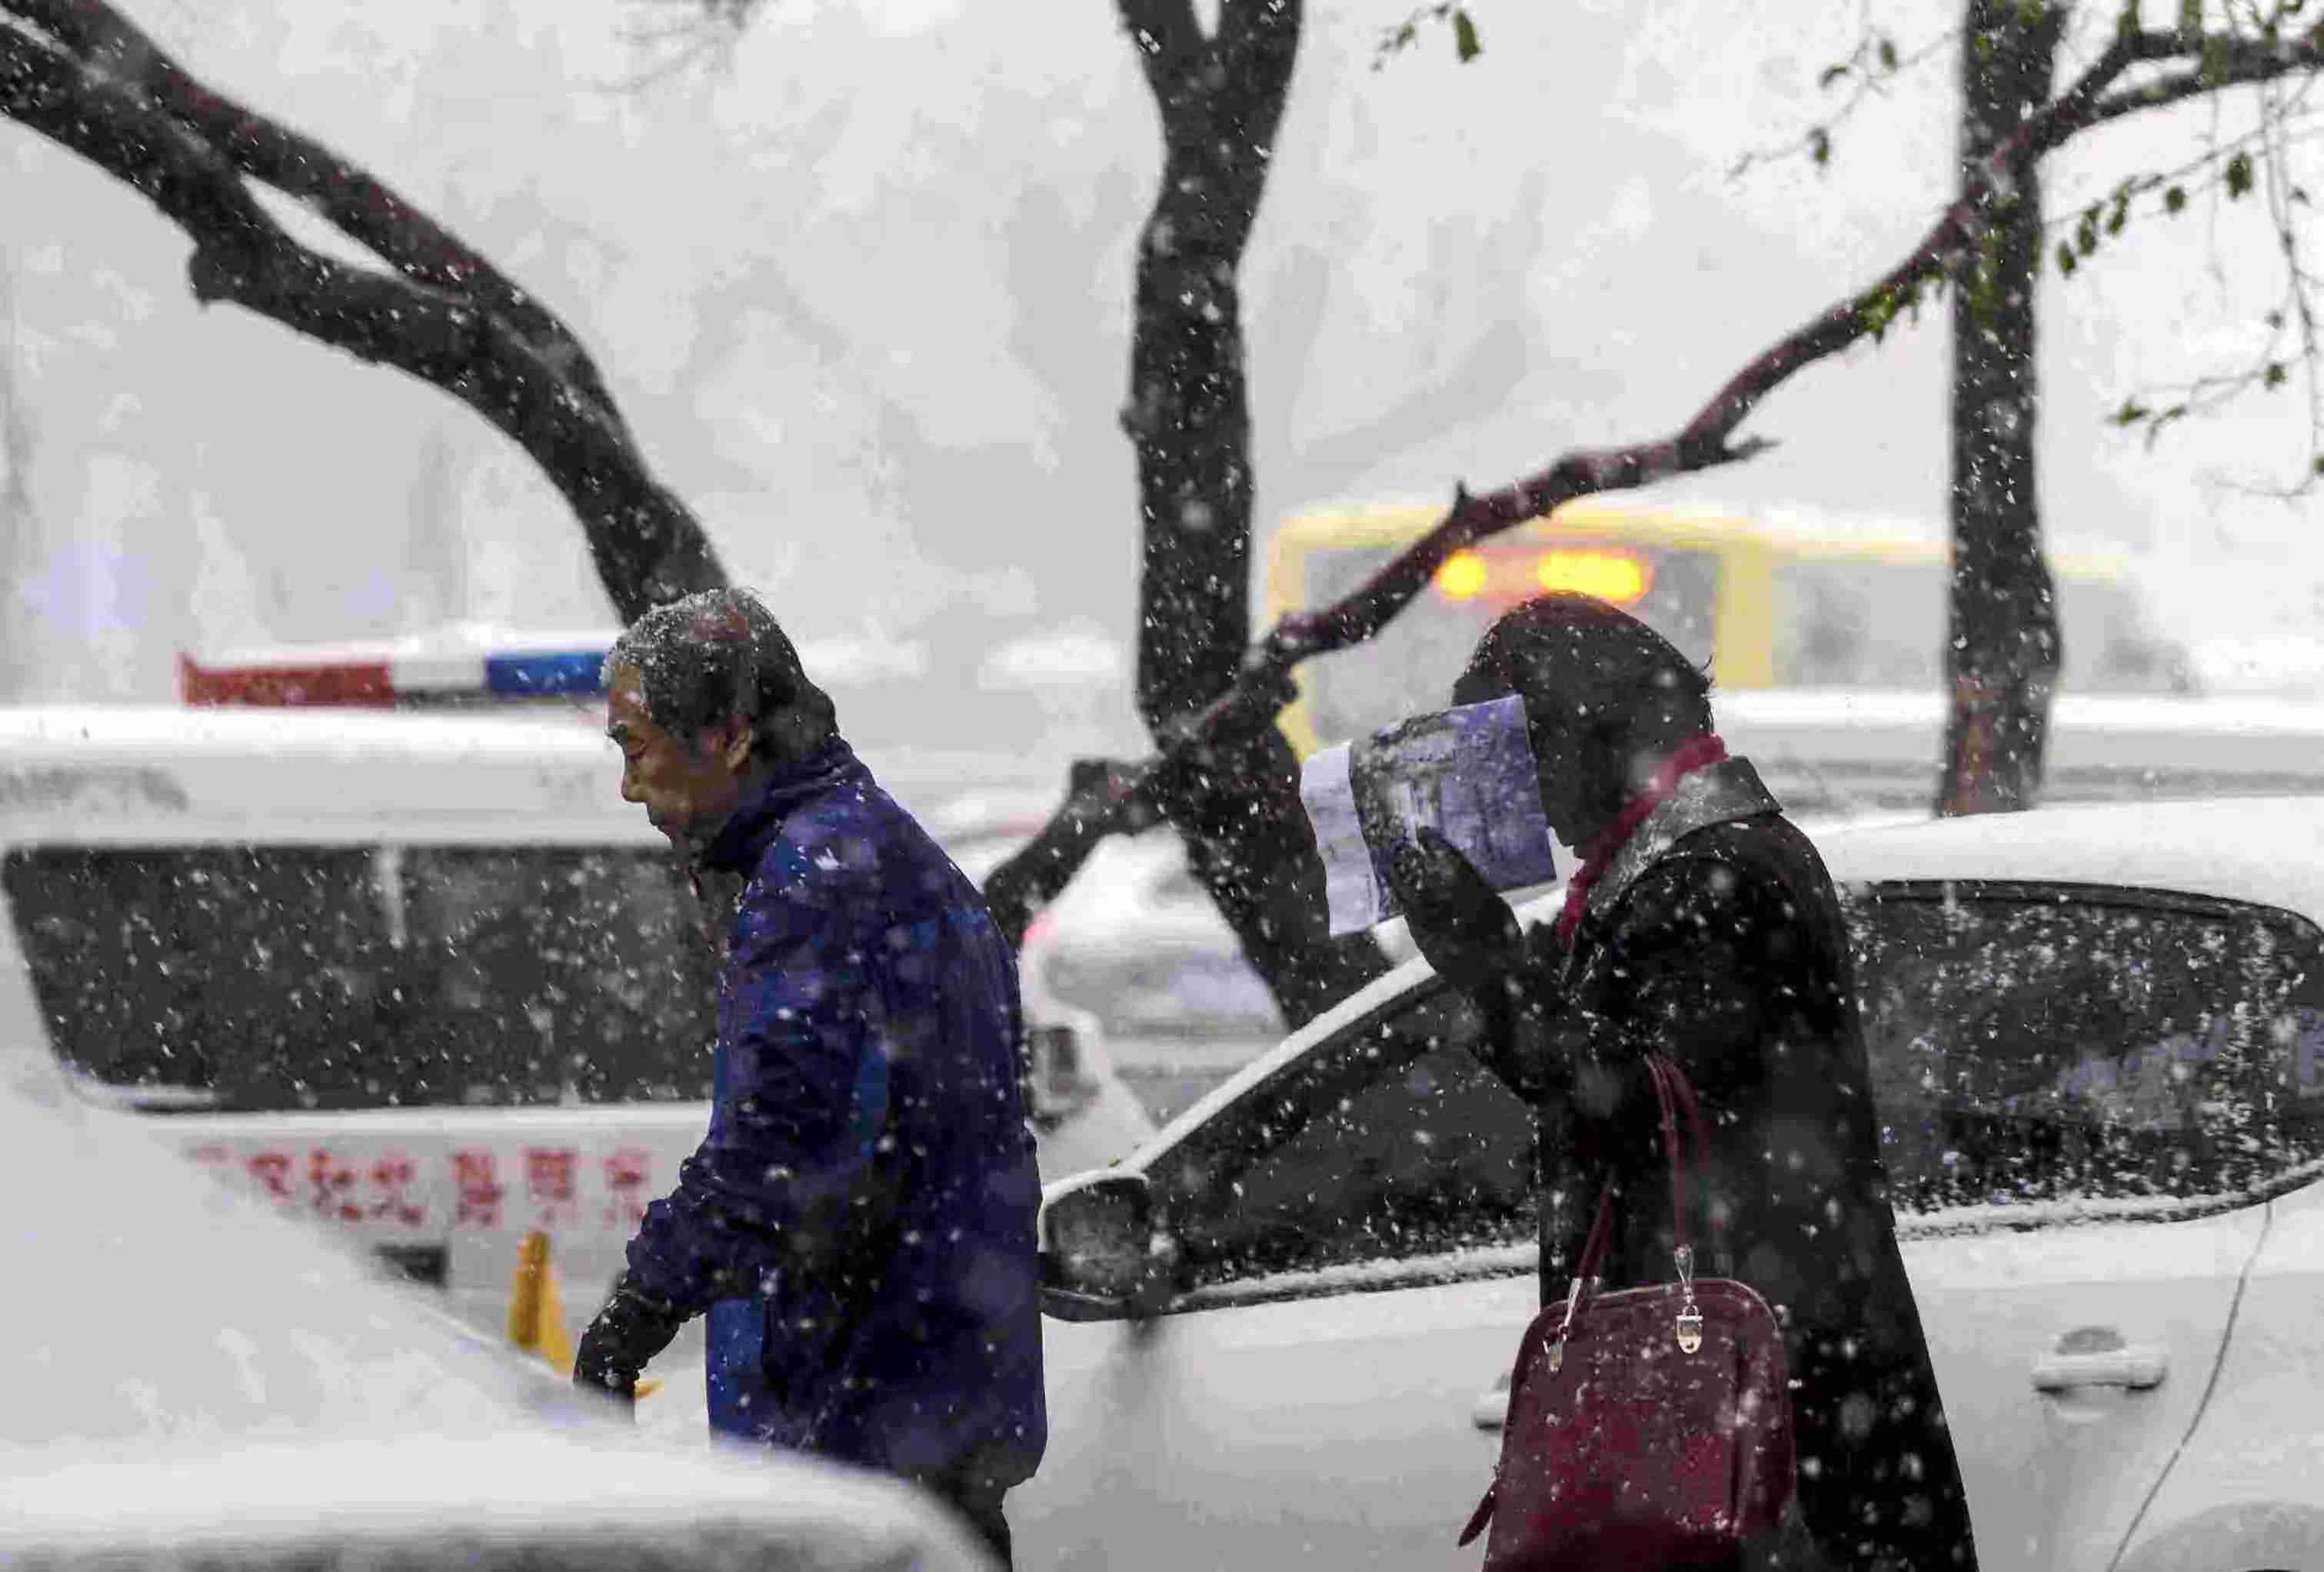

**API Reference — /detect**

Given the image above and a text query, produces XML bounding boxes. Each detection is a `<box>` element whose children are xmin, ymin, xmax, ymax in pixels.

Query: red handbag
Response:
<box><xmin>1458</xmin><ymin>1054</ymin><xmax>1796</xmax><ymax>1569</ymax></box>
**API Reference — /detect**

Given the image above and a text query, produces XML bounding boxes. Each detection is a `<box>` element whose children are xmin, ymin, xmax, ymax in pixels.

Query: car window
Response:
<box><xmin>6</xmin><ymin>846</ymin><xmax>391</xmax><ymax>1109</ymax></box>
<box><xmin>1162</xmin><ymin>981</ymin><xmax>1532</xmax><ymax>1290</ymax></box>
<box><xmin>6</xmin><ymin>844</ymin><xmax>719</xmax><ymax>1111</ymax></box>
<box><xmin>397</xmin><ymin>846</ymin><xmax>721</xmax><ymax>1105</ymax></box>
<box><xmin>1847</xmin><ymin>881</ymin><xmax>2324</xmax><ymax>1217</ymax></box>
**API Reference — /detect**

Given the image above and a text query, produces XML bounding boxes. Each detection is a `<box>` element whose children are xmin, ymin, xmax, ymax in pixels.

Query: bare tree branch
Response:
<box><xmin>0</xmin><ymin>2</ymin><xmax>724</xmax><ymax>619</ymax></box>
<box><xmin>2089</xmin><ymin>22</ymin><xmax>2324</xmax><ymax>128</ymax></box>
<box><xmin>6</xmin><ymin>0</ymin><xmax>638</xmax><ymax>427</ymax></box>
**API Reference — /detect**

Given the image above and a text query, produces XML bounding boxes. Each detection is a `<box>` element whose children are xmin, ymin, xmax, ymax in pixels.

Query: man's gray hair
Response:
<box><xmin>604</xmin><ymin>588</ymin><xmax>837</xmax><ymax>763</ymax></box>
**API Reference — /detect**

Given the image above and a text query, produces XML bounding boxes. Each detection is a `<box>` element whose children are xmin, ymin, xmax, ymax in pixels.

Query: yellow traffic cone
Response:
<box><xmin>508</xmin><ymin>1230</ymin><xmax>661</xmax><ymax>1399</ymax></box>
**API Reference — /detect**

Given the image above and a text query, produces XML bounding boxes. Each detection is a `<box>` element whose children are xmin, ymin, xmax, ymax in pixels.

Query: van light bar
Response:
<box><xmin>484</xmin><ymin>651</ymin><xmax>608</xmax><ymax>697</ymax></box>
<box><xmin>181</xmin><ymin>647</ymin><xmax>612</xmax><ymax>708</ymax></box>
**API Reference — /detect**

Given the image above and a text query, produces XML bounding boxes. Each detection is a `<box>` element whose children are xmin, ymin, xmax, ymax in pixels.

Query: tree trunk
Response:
<box><xmin>1117</xmin><ymin>0</ymin><xmax>1381</xmax><ymax>1027</ymax></box>
<box><xmin>1939</xmin><ymin>1</ymin><xmax>2066</xmax><ymax>817</ymax></box>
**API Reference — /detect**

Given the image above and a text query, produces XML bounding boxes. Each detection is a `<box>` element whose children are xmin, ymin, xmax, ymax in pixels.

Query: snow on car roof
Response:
<box><xmin>0</xmin><ymin>1066</ymin><xmax>559</xmax><ymax>1450</ymax></box>
<box><xmin>1807</xmin><ymin>794</ymin><xmax>2324</xmax><ymax>922</ymax></box>
<box><xmin>1716</xmin><ymin>690</ymin><xmax>2324</xmax><ymax>798</ymax></box>
<box><xmin>0</xmin><ymin>704</ymin><xmax>640</xmax><ymax>838</ymax></box>
<box><xmin>1717</xmin><ymin>687</ymin><xmax>2324</xmax><ymax>738</ymax></box>
<box><xmin>0</xmin><ymin>702</ymin><xmax>610</xmax><ymax>761</ymax></box>
<box><xmin>0</xmin><ymin>706</ymin><xmax>1071</xmax><ymax>841</ymax></box>
<box><xmin>3</xmin><ymin>1432</ymin><xmax>991</xmax><ymax>1568</ymax></box>
<box><xmin>0</xmin><ymin>1067</ymin><xmax>992</xmax><ymax>1567</ymax></box>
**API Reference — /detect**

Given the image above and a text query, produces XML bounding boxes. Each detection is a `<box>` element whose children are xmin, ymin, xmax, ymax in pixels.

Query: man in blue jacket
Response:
<box><xmin>575</xmin><ymin>588</ymin><xmax>1046</xmax><ymax>1564</ymax></box>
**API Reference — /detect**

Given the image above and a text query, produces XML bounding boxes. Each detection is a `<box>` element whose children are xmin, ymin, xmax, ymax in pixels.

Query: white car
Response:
<box><xmin>1024</xmin><ymin>829</ymin><xmax>1285</xmax><ymax>1037</ymax></box>
<box><xmin>1013</xmin><ymin>795</ymin><xmax>2324</xmax><ymax>1572</ymax></box>
<box><xmin>1025</xmin><ymin>828</ymin><xmax>1359</xmax><ymax>1126</ymax></box>
<box><xmin>0</xmin><ymin>1062</ymin><xmax>994</xmax><ymax>1571</ymax></box>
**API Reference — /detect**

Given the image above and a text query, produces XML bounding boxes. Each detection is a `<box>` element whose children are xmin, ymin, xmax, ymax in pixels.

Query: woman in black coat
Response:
<box><xmin>1390</xmin><ymin>593</ymin><xmax>1977</xmax><ymax>1571</ymax></box>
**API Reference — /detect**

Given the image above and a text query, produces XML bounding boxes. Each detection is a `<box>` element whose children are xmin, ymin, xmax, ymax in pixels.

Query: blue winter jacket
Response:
<box><xmin>621</xmin><ymin>738</ymin><xmax>1047</xmax><ymax>1484</ymax></box>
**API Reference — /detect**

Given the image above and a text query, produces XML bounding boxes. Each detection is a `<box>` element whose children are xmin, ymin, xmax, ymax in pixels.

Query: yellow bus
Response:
<box><xmin>1260</xmin><ymin>500</ymin><xmax>2193</xmax><ymax>758</ymax></box>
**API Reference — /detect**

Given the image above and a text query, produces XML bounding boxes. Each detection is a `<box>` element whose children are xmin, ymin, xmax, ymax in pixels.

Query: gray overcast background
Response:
<box><xmin>2</xmin><ymin>0</ymin><xmax>2316</xmax><ymax>756</ymax></box>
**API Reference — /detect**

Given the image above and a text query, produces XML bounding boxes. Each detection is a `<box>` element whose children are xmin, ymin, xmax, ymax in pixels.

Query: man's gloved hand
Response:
<box><xmin>573</xmin><ymin>1271</ymin><xmax>686</xmax><ymax>1416</ymax></box>
<box><xmin>1387</xmin><ymin>827</ymin><xmax>1528</xmax><ymax>1002</ymax></box>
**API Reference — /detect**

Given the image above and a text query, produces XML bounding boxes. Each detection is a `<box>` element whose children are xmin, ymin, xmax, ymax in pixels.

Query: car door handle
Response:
<box><xmin>2029</xmin><ymin>1347</ymin><xmax>2167</xmax><ymax>1393</ymax></box>
<box><xmin>1473</xmin><ymin>1374</ymin><xmax>1511</xmax><ymax>1431</ymax></box>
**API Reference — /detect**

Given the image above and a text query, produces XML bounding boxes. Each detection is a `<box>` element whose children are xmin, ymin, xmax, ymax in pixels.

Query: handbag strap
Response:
<box><xmin>1643</xmin><ymin>1053</ymin><xmax>1718</xmax><ymax>1261</ymax></box>
<box><xmin>1557</xmin><ymin>1053</ymin><xmax>1720</xmax><ymax>1337</ymax></box>
<box><xmin>1652</xmin><ymin>1052</ymin><xmax>1715</xmax><ymax>1170</ymax></box>
<box><xmin>1569</xmin><ymin>1187</ymin><xmax>1616</xmax><ymax>1286</ymax></box>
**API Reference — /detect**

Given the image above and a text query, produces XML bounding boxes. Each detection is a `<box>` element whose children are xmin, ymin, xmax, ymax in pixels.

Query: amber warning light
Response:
<box><xmin>1436</xmin><ymin>551</ymin><xmax>1491</xmax><ymax>601</ymax></box>
<box><xmin>1433</xmin><ymin>548</ymin><xmax>1653</xmax><ymax>607</ymax></box>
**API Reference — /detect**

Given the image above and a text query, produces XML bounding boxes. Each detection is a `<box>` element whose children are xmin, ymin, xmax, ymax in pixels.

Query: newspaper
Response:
<box><xmin>1300</xmin><ymin>694</ymin><xmax>1560</xmax><ymax>938</ymax></box>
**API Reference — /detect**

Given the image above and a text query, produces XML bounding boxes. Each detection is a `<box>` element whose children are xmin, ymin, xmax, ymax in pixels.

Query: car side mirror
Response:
<box><xmin>1038</xmin><ymin>1171</ymin><xmax>1177</xmax><ymax>1321</ymax></box>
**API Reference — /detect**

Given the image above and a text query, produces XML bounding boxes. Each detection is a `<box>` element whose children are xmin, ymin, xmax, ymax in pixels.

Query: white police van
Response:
<box><xmin>0</xmin><ymin>628</ymin><xmax>1151</xmax><ymax>1342</ymax></box>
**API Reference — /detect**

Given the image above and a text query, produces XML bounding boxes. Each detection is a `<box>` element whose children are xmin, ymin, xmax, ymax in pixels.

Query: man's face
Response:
<box><xmin>605</xmin><ymin>663</ymin><xmax>748</xmax><ymax>851</ymax></box>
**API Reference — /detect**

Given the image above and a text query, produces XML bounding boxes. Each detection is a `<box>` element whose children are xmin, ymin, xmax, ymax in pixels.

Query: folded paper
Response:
<box><xmin>1300</xmin><ymin>694</ymin><xmax>1560</xmax><ymax>937</ymax></box>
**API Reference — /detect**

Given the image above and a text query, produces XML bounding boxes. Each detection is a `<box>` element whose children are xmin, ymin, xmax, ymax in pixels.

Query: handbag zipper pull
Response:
<box><xmin>1673</xmin><ymin>1243</ymin><xmax>1703</xmax><ymax>1354</ymax></box>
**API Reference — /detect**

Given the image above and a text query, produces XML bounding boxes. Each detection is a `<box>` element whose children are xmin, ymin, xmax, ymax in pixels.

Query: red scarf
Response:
<box><xmin>1553</xmin><ymin>734</ymin><xmax>1730</xmax><ymax>948</ymax></box>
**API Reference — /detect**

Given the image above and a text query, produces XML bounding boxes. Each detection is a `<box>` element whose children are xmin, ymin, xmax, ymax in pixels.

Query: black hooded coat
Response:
<box><xmin>1480</xmin><ymin>758</ymin><xmax>1979</xmax><ymax>1572</ymax></box>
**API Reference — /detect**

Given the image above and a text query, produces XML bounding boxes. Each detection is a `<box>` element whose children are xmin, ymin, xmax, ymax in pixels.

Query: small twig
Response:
<box><xmin>2049</xmin><ymin>36</ymin><xmax>2324</xmax><ymax>492</ymax></box>
<box><xmin>2259</xmin><ymin>73</ymin><xmax>2324</xmax><ymax>488</ymax></box>
<box><xmin>2085</xmin><ymin>22</ymin><xmax>2324</xmax><ymax>132</ymax></box>
<box><xmin>1728</xmin><ymin>25</ymin><xmax>1956</xmax><ymax>182</ymax></box>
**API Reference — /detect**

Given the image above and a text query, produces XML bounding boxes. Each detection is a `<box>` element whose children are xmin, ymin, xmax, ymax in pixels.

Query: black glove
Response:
<box><xmin>573</xmin><ymin>1271</ymin><xmax>687</xmax><ymax>1412</ymax></box>
<box><xmin>1386</xmin><ymin>827</ymin><xmax>1528</xmax><ymax>1002</ymax></box>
